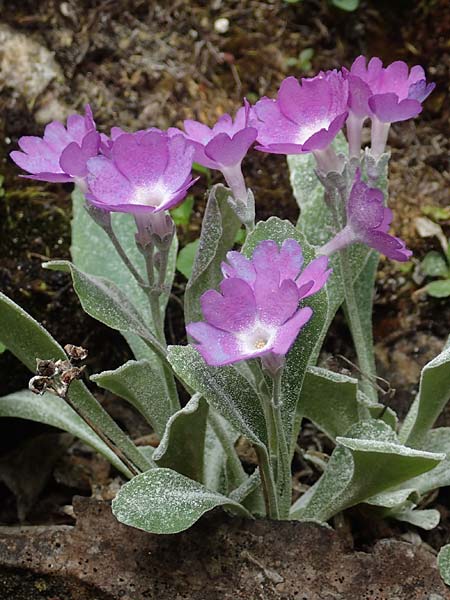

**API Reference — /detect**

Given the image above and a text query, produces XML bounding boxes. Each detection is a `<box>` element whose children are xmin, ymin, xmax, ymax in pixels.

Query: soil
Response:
<box><xmin>0</xmin><ymin>0</ymin><xmax>449</xmax><ymax>596</ymax></box>
<box><xmin>0</xmin><ymin>496</ymin><xmax>449</xmax><ymax>600</ymax></box>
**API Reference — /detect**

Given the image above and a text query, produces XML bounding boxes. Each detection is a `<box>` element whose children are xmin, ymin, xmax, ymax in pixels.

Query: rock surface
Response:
<box><xmin>0</xmin><ymin>497</ymin><xmax>448</xmax><ymax>600</ymax></box>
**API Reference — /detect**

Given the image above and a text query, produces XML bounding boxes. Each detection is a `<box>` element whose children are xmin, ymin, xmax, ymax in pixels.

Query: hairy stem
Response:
<box><xmin>270</xmin><ymin>369</ymin><xmax>292</xmax><ymax>519</ymax></box>
<box><xmin>255</xmin><ymin>445</ymin><xmax>280</xmax><ymax>519</ymax></box>
<box><xmin>339</xmin><ymin>246</ymin><xmax>378</xmax><ymax>402</ymax></box>
<box><xmin>104</xmin><ymin>223</ymin><xmax>147</xmax><ymax>288</ymax></box>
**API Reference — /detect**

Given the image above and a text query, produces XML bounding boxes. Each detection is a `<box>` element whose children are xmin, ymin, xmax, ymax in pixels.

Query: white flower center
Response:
<box><xmin>296</xmin><ymin>120</ymin><xmax>330</xmax><ymax>145</ymax></box>
<box><xmin>131</xmin><ymin>183</ymin><xmax>169</xmax><ymax>207</ymax></box>
<box><xmin>237</xmin><ymin>322</ymin><xmax>276</xmax><ymax>354</ymax></box>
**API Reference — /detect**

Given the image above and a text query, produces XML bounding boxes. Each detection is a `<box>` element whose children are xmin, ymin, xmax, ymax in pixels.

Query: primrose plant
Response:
<box><xmin>3</xmin><ymin>56</ymin><xmax>450</xmax><ymax>540</ymax></box>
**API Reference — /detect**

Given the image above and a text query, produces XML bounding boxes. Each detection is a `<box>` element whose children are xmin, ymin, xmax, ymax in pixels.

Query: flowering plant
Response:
<box><xmin>2</xmin><ymin>56</ymin><xmax>450</xmax><ymax>540</ymax></box>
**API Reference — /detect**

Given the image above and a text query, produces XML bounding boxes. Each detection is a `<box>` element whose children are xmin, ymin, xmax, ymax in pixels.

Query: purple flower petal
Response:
<box><xmin>279</xmin><ymin>238</ymin><xmax>304</xmax><ymax>280</ymax></box>
<box><xmin>20</xmin><ymin>172</ymin><xmax>74</xmax><ymax>183</ymax></box>
<box><xmin>347</xmin><ymin>172</ymin><xmax>385</xmax><ymax>230</ymax></box>
<box><xmin>87</xmin><ymin>156</ymin><xmax>135</xmax><ymax>207</ymax></box>
<box><xmin>408</xmin><ymin>80</ymin><xmax>436</xmax><ymax>102</ymax></box>
<box><xmin>296</xmin><ymin>256</ymin><xmax>331</xmax><ymax>299</ymax></box>
<box><xmin>254</xmin><ymin>71</ymin><xmax>348</xmax><ymax>155</ymax></box>
<box><xmin>347</xmin><ymin>74</ymin><xmax>372</xmax><ymax>118</ymax></box>
<box><xmin>112</xmin><ymin>132</ymin><xmax>169</xmax><ymax>188</ymax></box>
<box><xmin>344</xmin><ymin>171</ymin><xmax>412</xmax><ymax>262</ymax></box>
<box><xmin>301</xmin><ymin>112</ymin><xmax>348</xmax><ymax>152</ymax></box>
<box><xmin>221</xmin><ymin>251</ymin><xmax>256</xmax><ymax>284</ymax></box>
<box><xmin>162</xmin><ymin>135</ymin><xmax>196</xmax><ymax>191</ymax></box>
<box><xmin>347</xmin><ymin>55</ymin><xmax>434</xmax><ymax>123</ymax></box>
<box><xmin>60</xmin><ymin>142</ymin><xmax>88</xmax><ymax>177</ymax></box>
<box><xmin>87</xmin><ymin>130</ymin><xmax>196</xmax><ymax>214</ymax></box>
<box><xmin>364</xmin><ymin>231</ymin><xmax>412</xmax><ymax>262</ymax></box>
<box><xmin>200</xmin><ymin>278</ymin><xmax>256</xmax><ymax>333</ymax></box>
<box><xmin>254</xmin><ymin>276</ymin><xmax>299</xmax><ymax>326</ymax></box>
<box><xmin>272</xmin><ymin>307</ymin><xmax>313</xmax><ymax>355</ymax></box>
<box><xmin>204</xmin><ymin>128</ymin><xmax>257</xmax><ymax>168</ymax></box>
<box><xmin>10</xmin><ymin>106</ymin><xmax>100</xmax><ymax>183</ymax></box>
<box><xmin>368</xmin><ymin>94</ymin><xmax>422</xmax><ymax>123</ymax></box>
<box><xmin>187</xmin><ymin>322</ymin><xmax>242</xmax><ymax>366</ymax></box>
<box><xmin>179</xmin><ymin>103</ymin><xmax>255</xmax><ymax>172</ymax></box>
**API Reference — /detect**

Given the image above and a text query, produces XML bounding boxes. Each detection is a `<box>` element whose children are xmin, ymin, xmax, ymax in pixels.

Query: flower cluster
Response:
<box><xmin>187</xmin><ymin>239</ymin><xmax>331</xmax><ymax>368</ymax></box>
<box><xmin>9</xmin><ymin>55</ymin><xmax>433</xmax><ymax>366</ymax></box>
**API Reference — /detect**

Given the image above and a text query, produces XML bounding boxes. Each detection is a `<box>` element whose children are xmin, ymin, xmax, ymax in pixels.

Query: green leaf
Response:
<box><xmin>365</xmin><ymin>488</ymin><xmax>416</xmax><ymax>509</ymax></box>
<box><xmin>176</xmin><ymin>239</ymin><xmax>200</xmax><ymax>279</ymax></box>
<box><xmin>0</xmin><ymin>291</ymin><xmax>151</xmax><ymax>474</ymax></box>
<box><xmin>0</xmin><ymin>342</ymin><xmax>6</xmax><ymax>354</ymax></box>
<box><xmin>399</xmin><ymin>428</ymin><xmax>450</xmax><ymax>497</ymax></box>
<box><xmin>71</xmin><ymin>188</ymin><xmax>177</xmax><ymax>362</ymax></box>
<box><xmin>203</xmin><ymin>416</ymin><xmax>242</xmax><ymax>494</ymax></box>
<box><xmin>388</xmin><ymin>502</ymin><xmax>440</xmax><ymax>530</ymax></box>
<box><xmin>291</xmin><ymin>420</ymin><xmax>443</xmax><ymax>522</ymax></box>
<box><xmin>298</xmin><ymin>367</ymin><xmax>359</xmax><ymax>440</ymax></box>
<box><xmin>242</xmin><ymin>217</ymin><xmax>329</xmax><ymax>451</ymax></box>
<box><xmin>153</xmin><ymin>394</ymin><xmax>209</xmax><ymax>482</ymax></box>
<box><xmin>426</xmin><ymin>279</ymin><xmax>450</xmax><ymax>298</ymax></box>
<box><xmin>112</xmin><ymin>468</ymin><xmax>252</xmax><ymax>534</ymax></box>
<box><xmin>438</xmin><ymin>544</ymin><xmax>450</xmax><ymax>586</ymax></box>
<box><xmin>171</xmin><ymin>194</ymin><xmax>194</xmax><ymax>227</ymax></box>
<box><xmin>91</xmin><ymin>359</ymin><xmax>172</xmax><ymax>437</ymax></box>
<box><xmin>184</xmin><ymin>184</ymin><xmax>240</xmax><ymax>326</ymax></box>
<box><xmin>358</xmin><ymin>391</ymin><xmax>398</xmax><ymax>431</ymax></box>
<box><xmin>44</xmin><ymin>260</ymin><xmax>164</xmax><ymax>357</ymax></box>
<box><xmin>421</xmin><ymin>251</ymin><xmax>449</xmax><ymax>278</ymax></box>
<box><xmin>400</xmin><ymin>340</ymin><xmax>450</xmax><ymax>447</ymax></box>
<box><xmin>0</xmin><ymin>390</ymin><xmax>132</xmax><ymax>478</ymax></box>
<box><xmin>331</xmin><ymin>0</ymin><xmax>359</xmax><ymax>10</ymax></box>
<box><xmin>167</xmin><ymin>345</ymin><xmax>267</xmax><ymax>447</ymax></box>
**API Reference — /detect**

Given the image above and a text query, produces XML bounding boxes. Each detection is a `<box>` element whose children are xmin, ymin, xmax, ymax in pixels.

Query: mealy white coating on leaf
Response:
<box><xmin>365</xmin><ymin>488</ymin><xmax>416</xmax><ymax>508</ymax></box>
<box><xmin>399</xmin><ymin>427</ymin><xmax>450</xmax><ymax>496</ymax></box>
<box><xmin>401</xmin><ymin>340</ymin><xmax>450</xmax><ymax>447</ymax></box>
<box><xmin>438</xmin><ymin>544</ymin><xmax>450</xmax><ymax>586</ymax></box>
<box><xmin>390</xmin><ymin>502</ymin><xmax>440</xmax><ymax>530</ymax></box>
<box><xmin>45</xmin><ymin>260</ymin><xmax>156</xmax><ymax>343</ymax></box>
<box><xmin>92</xmin><ymin>359</ymin><xmax>172</xmax><ymax>436</ymax></box>
<box><xmin>336</xmin><ymin>437</ymin><xmax>445</xmax><ymax>460</ymax></box>
<box><xmin>112</xmin><ymin>468</ymin><xmax>251</xmax><ymax>534</ymax></box>
<box><xmin>168</xmin><ymin>345</ymin><xmax>267</xmax><ymax>446</ymax></box>
<box><xmin>152</xmin><ymin>393</ymin><xmax>209</xmax><ymax>483</ymax></box>
<box><xmin>203</xmin><ymin>420</ymin><xmax>228</xmax><ymax>492</ymax></box>
<box><xmin>153</xmin><ymin>393</ymin><xmax>203</xmax><ymax>461</ymax></box>
<box><xmin>299</xmin><ymin>366</ymin><xmax>359</xmax><ymax>440</ymax></box>
<box><xmin>292</xmin><ymin>419</ymin><xmax>443</xmax><ymax>522</ymax></box>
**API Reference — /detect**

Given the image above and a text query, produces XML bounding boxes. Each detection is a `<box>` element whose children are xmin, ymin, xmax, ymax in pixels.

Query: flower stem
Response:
<box><xmin>254</xmin><ymin>445</ymin><xmax>280</xmax><ymax>519</ymax></box>
<box><xmin>104</xmin><ymin>222</ymin><xmax>147</xmax><ymax>288</ymax></box>
<box><xmin>339</xmin><ymin>245</ymin><xmax>378</xmax><ymax>402</ymax></box>
<box><xmin>269</xmin><ymin>369</ymin><xmax>292</xmax><ymax>519</ymax></box>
